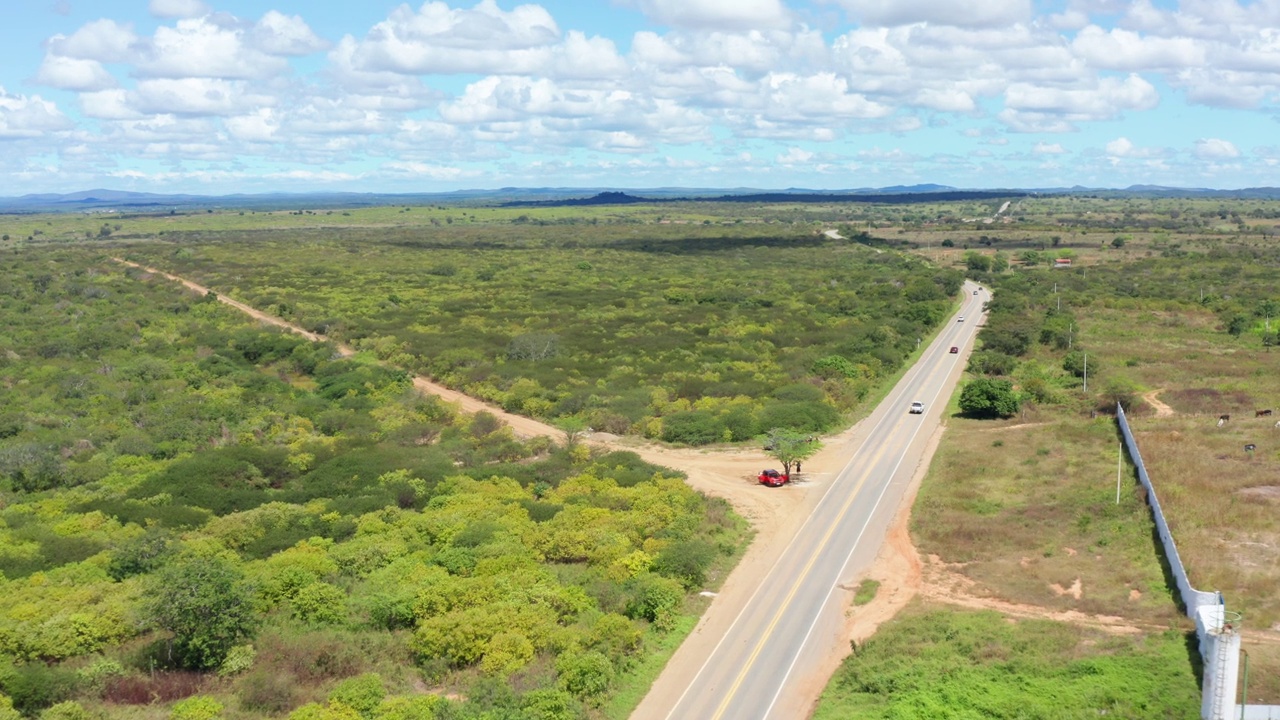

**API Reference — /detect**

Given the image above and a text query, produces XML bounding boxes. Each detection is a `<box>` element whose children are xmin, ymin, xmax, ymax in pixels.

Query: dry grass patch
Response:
<box><xmin>912</xmin><ymin>416</ymin><xmax>1183</xmax><ymax>625</ymax></box>
<box><xmin>1077</xmin><ymin>305</ymin><xmax>1280</xmax><ymax>701</ymax></box>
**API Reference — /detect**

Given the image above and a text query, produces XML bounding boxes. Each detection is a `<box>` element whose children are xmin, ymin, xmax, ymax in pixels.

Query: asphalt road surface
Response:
<box><xmin>647</xmin><ymin>282</ymin><xmax>990</xmax><ymax>720</ymax></box>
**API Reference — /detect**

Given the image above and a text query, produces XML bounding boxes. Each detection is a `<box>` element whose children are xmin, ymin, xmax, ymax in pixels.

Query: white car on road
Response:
<box><xmin>909</xmin><ymin>401</ymin><xmax>924</xmax><ymax>414</ymax></box>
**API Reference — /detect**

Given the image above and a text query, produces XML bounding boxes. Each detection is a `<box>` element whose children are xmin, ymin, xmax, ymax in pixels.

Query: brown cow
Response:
<box><xmin>1257</xmin><ymin>409</ymin><xmax>1274</xmax><ymax>418</ymax></box>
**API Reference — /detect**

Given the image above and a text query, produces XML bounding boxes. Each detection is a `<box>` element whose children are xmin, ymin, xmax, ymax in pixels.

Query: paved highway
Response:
<box><xmin>647</xmin><ymin>281</ymin><xmax>991</xmax><ymax>720</ymax></box>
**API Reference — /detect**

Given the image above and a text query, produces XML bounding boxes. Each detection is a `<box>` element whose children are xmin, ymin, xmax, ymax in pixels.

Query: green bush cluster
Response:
<box><xmin>0</xmin><ymin>246</ymin><xmax>750</xmax><ymax>719</ymax></box>
<box><xmin>124</xmin><ymin>229</ymin><xmax>964</xmax><ymax>445</ymax></box>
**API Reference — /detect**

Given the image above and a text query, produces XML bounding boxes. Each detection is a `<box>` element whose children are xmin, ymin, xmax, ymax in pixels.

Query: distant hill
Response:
<box><xmin>5</xmin><ymin>184</ymin><xmax>1280</xmax><ymax>214</ymax></box>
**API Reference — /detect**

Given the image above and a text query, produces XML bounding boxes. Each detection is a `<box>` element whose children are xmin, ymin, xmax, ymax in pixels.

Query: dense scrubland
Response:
<box><xmin>2</xmin><ymin>195</ymin><xmax>1278</xmax><ymax>718</ymax></box>
<box><xmin>116</xmin><ymin>224</ymin><xmax>962</xmax><ymax>446</ymax></box>
<box><xmin>0</xmin><ymin>249</ymin><xmax>748</xmax><ymax>718</ymax></box>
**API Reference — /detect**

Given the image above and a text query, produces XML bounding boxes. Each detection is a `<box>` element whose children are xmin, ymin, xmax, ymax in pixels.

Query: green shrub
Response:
<box><xmin>654</xmin><ymin>540</ymin><xmax>717</xmax><ymax>590</ymax></box>
<box><xmin>0</xmin><ymin>694</ymin><xmax>19</xmax><ymax>720</ymax></box>
<box><xmin>329</xmin><ymin>673</ymin><xmax>385</xmax><ymax>718</ymax></box>
<box><xmin>756</xmin><ymin>401</ymin><xmax>839</xmax><ymax>433</ymax></box>
<box><xmin>967</xmin><ymin>351</ymin><xmax>1017</xmax><ymax>376</ymax></box>
<box><xmin>291</xmin><ymin>583</ymin><xmax>348</xmax><ymax>626</ymax></box>
<box><xmin>624</xmin><ymin>573</ymin><xmax>684</xmax><ymax>628</ymax></box>
<box><xmin>38</xmin><ymin>702</ymin><xmax>89</xmax><ymax>720</ymax></box>
<box><xmin>958</xmin><ymin>378</ymin><xmax>1020</xmax><ymax>419</ymax></box>
<box><xmin>170</xmin><ymin>696</ymin><xmax>223</xmax><ymax>720</ymax></box>
<box><xmin>0</xmin><ymin>661</ymin><xmax>80</xmax><ymax>715</ymax></box>
<box><xmin>372</xmin><ymin>696</ymin><xmax>441</xmax><ymax>720</ymax></box>
<box><xmin>555</xmin><ymin>651</ymin><xmax>614</xmax><ymax>701</ymax></box>
<box><xmin>147</xmin><ymin>556</ymin><xmax>257</xmax><ymax>670</ymax></box>
<box><xmin>218</xmin><ymin>644</ymin><xmax>256</xmax><ymax>677</ymax></box>
<box><xmin>659</xmin><ymin>411</ymin><xmax>723</xmax><ymax>446</ymax></box>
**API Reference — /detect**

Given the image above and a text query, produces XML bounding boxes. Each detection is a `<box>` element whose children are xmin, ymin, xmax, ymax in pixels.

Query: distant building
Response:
<box><xmin>1054</xmin><ymin>258</ymin><xmax>1073</xmax><ymax>268</ymax></box>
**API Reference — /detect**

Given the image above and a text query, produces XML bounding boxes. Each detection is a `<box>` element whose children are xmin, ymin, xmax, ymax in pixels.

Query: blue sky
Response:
<box><xmin>2</xmin><ymin>0</ymin><xmax>1278</xmax><ymax>194</ymax></box>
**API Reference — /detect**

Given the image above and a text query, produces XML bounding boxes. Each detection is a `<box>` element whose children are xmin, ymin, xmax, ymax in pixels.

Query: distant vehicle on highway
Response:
<box><xmin>758</xmin><ymin>469</ymin><xmax>789</xmax><ymax>487</ymax></box>
<box><xmin>957</xmin><ymin>315</ymin><xmax>965</xmax><ymax>322</ymax></box>
<box><xmin>909</xmin><ymin>401</ymin><xmax>924</xmax><ymax>414</ymax></box>
<box><xmin>949</xmin><ymin>346</ymin><xmax>959</xmax><ymax>354</ymax></box>
<box><xmin>973</xmin><ymin>289</ymin><xmax>979</xmax><ymax>295</ymax></box>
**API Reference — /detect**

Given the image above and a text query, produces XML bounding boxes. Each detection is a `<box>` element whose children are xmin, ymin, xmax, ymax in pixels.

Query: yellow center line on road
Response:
<box><xmin>708</xmin><ymin>414</ymin><xmax>907</xmax><ymax>720</ymax></box>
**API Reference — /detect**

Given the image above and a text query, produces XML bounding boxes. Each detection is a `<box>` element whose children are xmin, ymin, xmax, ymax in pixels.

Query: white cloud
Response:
<box><xmin>137</xmin><ymin>17</ymin><xmax>289</xmax><ymax>79</ymax></box>
<box><xmin>382</xmin><ymin>160</ymin><xmax>471</xmax><ymax>180</ymax></box>
<box><xmin>226</xmin><ymin>108</ymin><xmax>280</xmax><ymax>142</ymax></box>
<box><xmin>1001</xmin><ymin>74</ymin><xmax>1159</xmax><ymax>131</ymax></box>
<box><xmin>250</xmin><ymin>11</ymin><xmax>329</xmax><ymax>56</ymax></box>
<box><xmin>352</xmin><ymin>1</ymin><xmax>560</xmax><ymax>75</ymax></box>
<box><xmin>79</xmin><ymin>89</ymin><xmax>142</xmax><ymax>120</ymax></box>
<box><xmin>777</xmin><ymin>146</ymin><xmax>814</xmax><ymax>164</ymax></box>
<box><xmin>548</xmin><ymin>32</ymin><xmax>629</xmax><ymax>80</ymax></box>
<box><xmin>1072</xmin><ymin>26</ymin><xmax>1204</xmax><ymax>71</ymax></box>
<box><xmin>1194</xmin><ymin>137</ymin><xmax>1240</xmax><ymax>159</ymax></box>
<box><xmin>47</xmin><ymin>19</ymin><xmax>138</xmax><ymax>63</ymax></box>
<box><xmin>35</xmin><ymin>56</ymin><xmax>116</xmax><ymax>91</ymax></box>
<box><xmin>0</xmin><ymin>87</ymin><xmax>75</xmax><ymax>138</ymax></box>
<box><xmin>1033</xmin><ymin>142</ymin><xmax>1065</xmax><ymax>154</ymax></box>
<box><xmin>1104</xmin><ymin>136</ymin><xmax>1164</xmax><ymax>159</ymax></box>
<box><xmin>837</xmin><ymin>0</ymin><xmax>1032</xmax><ymax>28</ymax></box>
<box><xmin>132</xmin><ymin>78</ymin><xmax>270</xmax><ymax>116</ymax></box>
<box><xmin>633</xmin><ymin>0</ymin><xmax>791</xmax><ymax>30</ymax></box>
<box><xmin>149</xmin><ymin>0</ymin><xmax>209</xmax><ymax>19</ymax></box>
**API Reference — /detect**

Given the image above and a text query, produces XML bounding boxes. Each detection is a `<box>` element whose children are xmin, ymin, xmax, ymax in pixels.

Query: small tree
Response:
<box><xmin>763</xmin><ymin>428</ymin><xmax>820</xmax><ymax>476</ymax></box>
<box><xmin>148</xmin><ymin>556</ymin><xmax>257</xmax><ymax>670</ymax></box>
<box><xmin>958</xmin><ymin>378</ymin><xmax>1020</xmax><ymax>418</ymax></box>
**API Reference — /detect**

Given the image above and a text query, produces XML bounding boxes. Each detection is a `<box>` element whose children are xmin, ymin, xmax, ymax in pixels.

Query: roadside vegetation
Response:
<box><xmin>819</xmin><ymin>199</ymin><xmax>1280</xmax><ymax>715</ymax></box>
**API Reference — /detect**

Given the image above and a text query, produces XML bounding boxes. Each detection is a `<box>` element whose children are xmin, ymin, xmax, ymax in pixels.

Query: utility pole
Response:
<box><xmin>1083</xmin><ymin>353</ymin><xmax>1088</xmax><ymax>393</ymax></box>
<box><xmin>1117</xmin><ymin>442</ymin><xmax>1123</xmax><ymax>505</ymax></box>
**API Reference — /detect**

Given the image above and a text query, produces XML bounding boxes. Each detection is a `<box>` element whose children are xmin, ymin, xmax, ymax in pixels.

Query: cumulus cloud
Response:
<box><xmin>149</xmin><ymin>0</ymin><xmax>209</xmax><ymax>19</ymax></box>
<box><xmin>79</xmin><ymin>89</ymin><xmax>142</xmax><ymax>120</ymax></box>
<box><xmin>777</xmin><ymin>146</ymin><xmax>815</xmax><ymax>164</ymax></box>
<box><xmin>35</xmin><ymin>56</ymin><xmax>116</xmax><ymax>91</ymax></box>
<box><xmin>47</xmin><ymin>19</ymin><xmax>138</xmax><ymax>63</ymax></box>
<box><xmin>1033</xmin><ymin>142</ymin><xmax>1065</xmax><ymax>154</ymax></box>
<box><xmin>1194</xmin><ymin>137</ymin><xmax>1240</xmax><ymax>159</ymax></box>
<box><xmin>1000</xmin><ymin>74</ymin><xmax>1159</xmax><ymax>131</ymax></box>
<box><xmin>1104</xmin><ymin>136</ymin><xmax>1164</xmax><ymax>159</ymax></box>
<box><xmin>1071</xmin><ymin>26</ymin><xmax>1203</xmax><ymax>71</ymax></box>
<box><xmin>136</xmin><ymin>17</ymin><xmax>290</xmax><ymax>79</ymax></box>
<box><xmin>0</xmin><ymin>87</ymin><xmax>75</xmax><ymax>138</ymax></box>
<box><xmin>837</xmin><ymin>0</ymin><xmax>1032</xmax><ymax>28</ymax></box>
<box><xmin>633</xmin><ymin>0</ymin><xmax>791</xmax><ymax>30</ymax></box>
<box><xmin>351</xmin><ymin>1</ymin><xmax>560</xmax><ymax>75</ymax></box>
<box><xmin>132</xmin><ymin>78</ymin><xmax>271</xmax><ymax>116</ymax></box>
<box><xmin>250</xmin><ymin>11</ymin><xmax>329</xmax><ymax>56</ymax></box>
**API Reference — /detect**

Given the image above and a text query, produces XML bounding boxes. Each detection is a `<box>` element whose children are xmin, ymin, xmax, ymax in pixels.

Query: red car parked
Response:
<box><xmin>758</xmin><ymin>469</ymin><xmax>789</xmax><ymax>487</ymax></box>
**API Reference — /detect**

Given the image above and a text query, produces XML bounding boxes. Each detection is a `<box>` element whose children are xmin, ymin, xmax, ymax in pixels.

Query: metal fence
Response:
<box><xmin>1116</xmin><ymin>404</ymin><xmax>1280</xmax><ymax>720</ymax></box>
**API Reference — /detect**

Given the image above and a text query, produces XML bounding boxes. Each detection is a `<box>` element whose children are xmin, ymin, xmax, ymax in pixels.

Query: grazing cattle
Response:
<box><xmin>1218</xmin><ymin>418</ymin><xmax>1226</xmax><ymax>427</ymax></box>
<box><xmin>1275</xmin><ymin>420</ymin><xmax>1280</xmax><ymax>429</ymax></box>
<box><xmin>1244</xmin><ymin>444</ymin><xmax>1257</xmax><ymax>452</ymax></box>
<box><xmin>1219</xmin><ymin>413</ymin><xmax>1231</xmax><ymax>423</ymax></box>
<box><xmin>1257</xmin><ymin>409</ymin><xmax>1274</xmax><ymax>418</ymax></box>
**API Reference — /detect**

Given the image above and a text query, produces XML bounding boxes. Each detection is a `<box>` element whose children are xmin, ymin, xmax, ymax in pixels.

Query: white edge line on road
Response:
<box><xmin>661</xmin><ymin>285</ymin><xmax>983</xmax><ymax>720</ymax></box>
<box><xmin>759</xmin><ymin>290</ymin><xmax>986</xmax><ymax>720</ymax></box>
